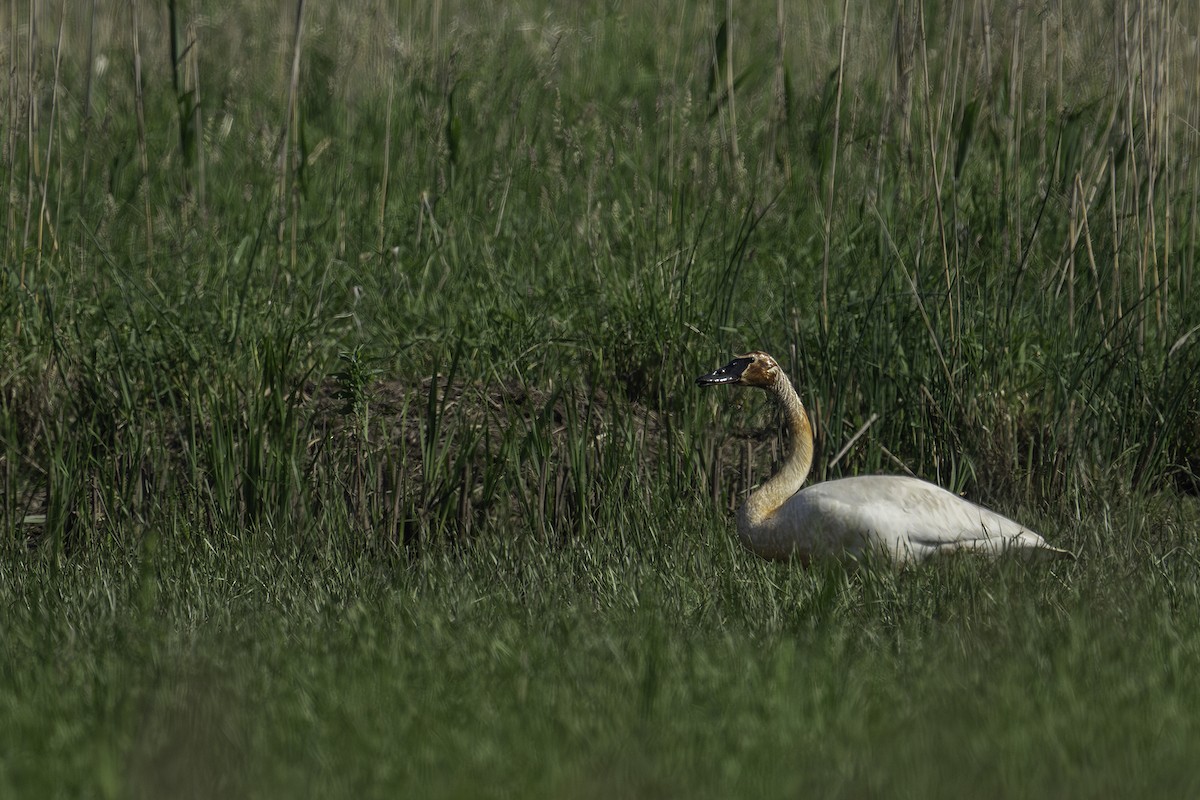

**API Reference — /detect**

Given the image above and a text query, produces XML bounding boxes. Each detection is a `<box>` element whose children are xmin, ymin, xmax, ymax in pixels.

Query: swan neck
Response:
<box><xmin>742</xmin><ymin>370</ymin><xmax>814</xmax><ymax>528</ymax></box>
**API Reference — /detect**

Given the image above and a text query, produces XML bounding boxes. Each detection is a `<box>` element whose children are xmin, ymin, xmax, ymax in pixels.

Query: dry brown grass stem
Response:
<box><xmin>130</xmin><ymin>0</ymin><xmax>154</xmax><ymax>263</ymax></box>
<box><xmin>1075</xmin><ymin>173</ymin><xmax>1108</xmax><ymax>338</ymax></box>
<box><xmin>767</xmin><ymin>0</ymin><xmax>786</xmax><ymax>177</ymax></box>
<box><xmin>1006</xmin><ymin>2</ymin><xmax>1024</xmax><ymax>268</ymax></box>
<box><xmin>916</xmin><ymin>0</ymin><xmax>953</xmax><ymax>340</ymax></box>
<box><xmin>19</xmin><ymin>0</ymin><xmax>38</xmax><ymax>285</ymax></box>
<box><xmin>819</xmin><ymin>0</ymin><xmax>851</xmax><ymax>335</ymax></box>
<box><xmin>724</xmin><ymin>0</ymin><xmax>739</xmax><ymax>164</ymax></box>
<box><xmin>379</xmin><ymin>70</ymin><xmax>395</xmax><ymax>259</ymax></box>
<box><xmin>4</xmin><ymin>1</ymin><xmax>17</xmax><ymax>271</ymax></box>
<box><xmin>278</xmin><ymin>0</ymin><xmax>307</xmax><ymax>270</ymax></box>
<box><xmin>186</xmin><ymin>20</ymin><xmax>206</xmax><ymax>214</ymax></box>
<box><xmin>79</xmin><ymin>0</ymin><xmax>97</xmax><ymax>190</ymax></box>
<box><xmin>34</xmin><ymin>6</ymin><xmax>64</xmax><ymax>273</ymax></box>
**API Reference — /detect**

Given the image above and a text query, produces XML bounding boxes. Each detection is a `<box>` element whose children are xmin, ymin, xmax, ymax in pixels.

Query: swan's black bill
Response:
<box><xmin>696</xmin><ymin>356</ymin><xmax>753</xmax><ymax>387</ymax></box>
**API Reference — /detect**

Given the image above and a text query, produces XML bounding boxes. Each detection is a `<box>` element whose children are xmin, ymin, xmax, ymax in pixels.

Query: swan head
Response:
<box><xmin>696</xmin><ymin>351</ymin><xmax>781</xmax><ymax>389</ymax></box>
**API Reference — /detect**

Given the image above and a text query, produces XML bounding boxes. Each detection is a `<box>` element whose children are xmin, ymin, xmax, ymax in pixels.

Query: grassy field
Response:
<box><xmin>3</xmin><ymin>0</ymin><xmax>1200</xmax><ymax>797</ymax></box>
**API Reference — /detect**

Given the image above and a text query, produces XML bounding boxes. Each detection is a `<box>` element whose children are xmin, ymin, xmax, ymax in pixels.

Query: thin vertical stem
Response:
<box><xmin>979</xmin><ymin>0</ymin><xmax>993</xmax><ymax>78</ymax></box>
<box><xmin>820</xmin><ymin>0</ymin><xmax>850</xmax><ymax>334</ymax></box>
<box><xmin>379</xmin><ymin>69</ymin><xmax>395</xmax><ymax>259</ymax></box>
<box><xmin>19</xmin><ymin>0</ymin><xmax>38</xmax><ymax>284</ymax></box>
<box><xmin>1039</xmin><ymin>11</ymin><xmax>1047</xmax><ymax>171</ymax></box>
<box><xmin>278</xmin><ymin>0</ymin><xmax>306</xmax><ymax>273</ymax></box>
<box><xmin>1076</xmin><ymin>173</ymin><xmax>1107</xmax><ymax>340</ymax></box>
<box><xmin>1158</xmin><ymin>0</ymin><xmax>1171</xmax><ymax>339</ymax></box>
<box><xmin>1006</xmin><ymin>3</ymin><xmax>1023</xmax><ymax>268</ymax></box>
<box><xmin>1121</xmin><ymin>0</ymin><xmax>1145</xmax><ymax>351</ymax></box>
<box><xmin>724</xmin><ymin>0</ymin><xmax>739</xmax><ymax>164</ymax></box>
<box><xmin>168</xmin><ymin>0</ymin><xmax>188</xmax><ymax>197</ymax></box>
<box><xmin>131</xmin><ymin>0</ymin><xmax>155</xmax><ymax>262</ymax></box>
<box><xmin>36</xmin><ymin>8</ymin><xmax>65</xmax><ymax>273</ymax></box>
<box><xmin>917</xmin><ymin>1</ymin><xmax>954</xmax><ymax>341</ymax></box>
<box><xmin>80</xmin><ymin>0</ymin><xmax>97</xmax><ymax>191</ymax></box>
<box><xmin>188</xmin><ymin>21</ymin><xmax>206</xmax><ymax>214</ymax></box>
<box><xmin>1055</xmin><ymin>0</ymin><xmax>1064</xmax><ymax>186</ymax></box>
<box><xmin>5</xmin><ymin>0</ymin><xmax>21</xmax><ymax>270</ymax></box>
<box><xmin>1066</xmin><ymin>174</ymin><xmax>1076</xmax><ymax>334</ymax></box>
<box><xmin>1189</xmin><ymin>5</ymin><xmax>1199</xmax><ymax>304</ymax></box>
<box><xmin>767</xmin><ymin>0</ymin><xmax>786</xmax><ymax>177</ymax></box>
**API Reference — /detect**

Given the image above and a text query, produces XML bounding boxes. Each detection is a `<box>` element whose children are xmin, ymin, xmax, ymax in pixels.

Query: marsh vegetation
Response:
<box><xmin>3</xmin><ymin>1</ymin><xmax>1200</xmax><ymax>796</ymax></box>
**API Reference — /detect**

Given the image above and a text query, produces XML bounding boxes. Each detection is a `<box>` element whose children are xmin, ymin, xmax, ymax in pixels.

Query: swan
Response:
<box><xmin>697</xmin><ymin>351</ymin><xmax>1074</xmax><ymax>565</ymax></box>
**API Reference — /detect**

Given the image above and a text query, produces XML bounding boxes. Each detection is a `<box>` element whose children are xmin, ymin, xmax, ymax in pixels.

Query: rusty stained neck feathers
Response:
<box><xmin>697</xmin><ymin>352</ymin><xmax>815</xmax><ymax>527</ymax></box>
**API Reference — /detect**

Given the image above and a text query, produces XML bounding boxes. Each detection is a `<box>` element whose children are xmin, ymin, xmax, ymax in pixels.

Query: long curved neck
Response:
<box><xmin>741</xmin><ymin>370</ymin><xmax>814</xmax><ymax>527</ymax></box>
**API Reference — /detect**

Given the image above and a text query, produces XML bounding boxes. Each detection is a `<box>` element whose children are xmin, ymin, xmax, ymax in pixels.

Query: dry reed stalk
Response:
<box><xmin>724</xmin><ymin>0</ymin><xmax>739</xmax><ymax>164</ymax></box>
<box><xmin>936</xmin><ymin>0</ymin><xmax>963</xmax><ymax>173</ymax></box>
<box><xmin>187</xmin><ymin>20</ymin><xmax>206</xmax><ymax>214</ymax></box>
<box><xmin>1190</xmin><ymin>20</ymin><xmax>1199</xmax><ymax>304</ymax></box>
<box><xmin>1075</xmin><ymin>173</ymin><xmax>1108</xmax><ymax>338</ymax></box>
<box><xmin>5</xmin><ymin>0</ymin><xmax>20</xmax><ymax>270</ymax></box>
<box><xmin>1110</xmin><ymin>157</ymin><xmax>1123</xmax><ymax>335</ymax></box>
<box><xmin>1065</xmin><ymin>170</ymin><xmax>1077</xmax><ymax>333</ymax></box>
<box><xmin>80</xmin><ymin>0</ymin><xmax>96</xmax><ymax>190</ymax></box>
<box><xmin>915</xmin><ymin>1</ymin><xmax>954</xmax><ymax>339</ymax></box>
<box><xmin>1136</xmin><ymin>2</ymin><xmax>1162</xmax><ymax>337</ymax></box>
<box><xmin>432</xmin><ymin>0</ymin><xmax>442</xmax><ymax>61</ymax></box>
<box><xmin>1054</xmin><ymin>6</ymin><xmax>1064</xmax><ymax>185</ymax></box>
<box><xmin>35</xmin><ymin>7</ymin><xmax>65</xmax><ymax>273</ymax></box>
<box><xmin>1161</xmin><ymin>4</ymin><xmax>1173</xmax><ymax>328</ymax></box>
<box><xmin>896</xmin><ymin>0</ymin><xmax>913</xmax><ymax>157</ymax></box>
<box><xmin>875</xmin><ymin>0</ymin><xmax>913</xmax><ymax>199</ymax></box>
<box><xmin>819</xmin><ymin>0</ymin><xmax>850</xmax><ymax>335</ymax></box>
<box><xmin>278</xmin><ymin>0</ymin><xmax>306</xmax><ymax>270</ymax></box>
<box><xmin>379</xmin><ymin>69</ymin><xmax>395</xmax><ymax>259</ymax></box>
<box><xmin>168</xmin><ymin>0</ymin><xmax>187</xmax><ymax>198</ymax></box>
<box><xmin>1150</xmin><ymin>0</ymin><xmax>1170</xmax><ymax>340</ymax></box>
<box><xmin>1117</xmin><ymin>0</ymin><xmax>1146</xmax><ymax>351</ymax></box>
<box><xmin>1039</xmin><ymin>11</ymin><xmax>1048</xmax><ymax>172</ymax></box>
<box><xmin>947</xmin><ymin>2</ymin><xmax>970</xmax><ymax>329</ymax></box>
<box><xmin>978</xmin><ymin>0</ymin><xmax>993</xmax><ymax>79</ymax></box>
<box><xmin>1122</xmin><ymin>0</ymin><xmax>1161</xmax><ymax>351</ymax></box>
<box><xmin>767</xmin><ymin>0</ymin><xmax>786</xmax><ymax>178</ymax></box>
<box><xmin>19</xmin><ymin>0</ymin><xmax>38</xmax><ymax>286</ymax></box>
<box><xmin>1006</xmin><ymin>2</ymin><xmax>1023</xmax><ymax>268</ymax></box>
<box><xmin>130</xmin><ymin>0</ymin><xmax>154</xmax><ymax>262</ymax></box>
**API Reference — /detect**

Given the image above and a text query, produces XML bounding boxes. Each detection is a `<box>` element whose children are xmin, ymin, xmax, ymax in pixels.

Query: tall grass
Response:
<box><xmin>0</xmin><ymin>0</ymin><xmax>1195</xmax><ymax>595</ymax></box>
<box><xmin>4</xmin><ymin>1</ymin><xmax>1195</xmax><ymax>552</ymax></box>
<box><xmin>2</xmin><ymin>4</ymin><xmax>1195</xmax><ymax>548</ymax></box>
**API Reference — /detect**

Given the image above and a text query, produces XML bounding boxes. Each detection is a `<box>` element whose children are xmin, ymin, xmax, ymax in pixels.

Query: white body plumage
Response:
<box><xmin>737</xmin><ymin>474</ymin><xmax>1063</xmax><ymax>564</ymax></box>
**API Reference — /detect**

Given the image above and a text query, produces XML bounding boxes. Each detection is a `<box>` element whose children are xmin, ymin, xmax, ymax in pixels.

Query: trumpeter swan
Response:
<box><xmin>697</xmin><ymin>351</ymin><xmax>1074</xmax><ymax>565</ymax></box>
